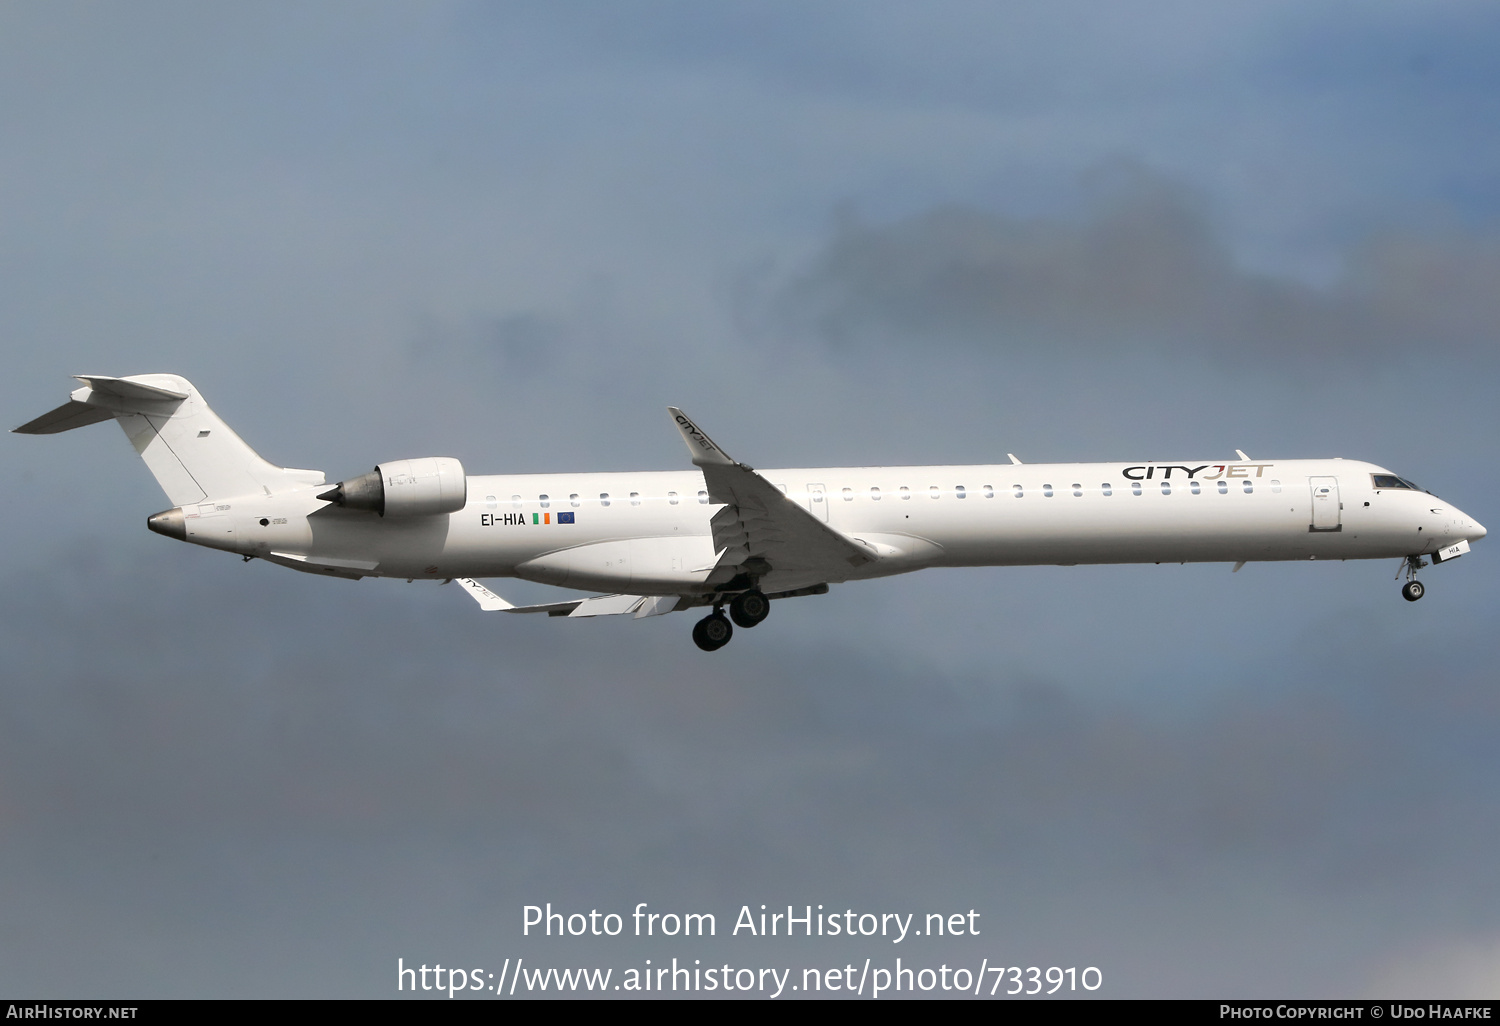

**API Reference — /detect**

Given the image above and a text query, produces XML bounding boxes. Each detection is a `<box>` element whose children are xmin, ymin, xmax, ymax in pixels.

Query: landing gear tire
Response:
<box><xmin>729</xmin><ymin>590</ymin><xmax>770</xmax><ymax>628</ymax></box>
<box><xmin>1402</xmin><ymin>580</ymin><xmax>1425</xmax><ymax>602</ymax></box>
<box><xmin>692</xmin><ymin>612</ymin><xmax>734</xmax><ymax>651</ymax></box>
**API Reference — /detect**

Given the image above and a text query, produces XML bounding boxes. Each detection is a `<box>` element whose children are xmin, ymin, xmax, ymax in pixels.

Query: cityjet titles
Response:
<box><xmin>1121</xmin><ymin>464</ymin><xmax>1275</xmax><ymax>481</ymax></box>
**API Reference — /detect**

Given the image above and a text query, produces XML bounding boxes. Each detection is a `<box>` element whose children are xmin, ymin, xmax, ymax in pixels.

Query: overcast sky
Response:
<box><xmin>4</xmin><ymin>1</ymin><xmax>1499</xmax><ymax>999</ymax></box>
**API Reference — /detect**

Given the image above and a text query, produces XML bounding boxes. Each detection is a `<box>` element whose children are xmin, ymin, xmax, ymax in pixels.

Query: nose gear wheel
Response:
<box><xmin>1398</xmin><ymin>555</ymin><xmax>1427</xmax><ymax>601</ymax></box>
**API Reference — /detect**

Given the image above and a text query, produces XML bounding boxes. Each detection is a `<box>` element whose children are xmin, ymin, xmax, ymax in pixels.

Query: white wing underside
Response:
<box><xmin>455</xmin><ymin>578</ymin><xmax>686</xmax><ymax>618</ymax></box>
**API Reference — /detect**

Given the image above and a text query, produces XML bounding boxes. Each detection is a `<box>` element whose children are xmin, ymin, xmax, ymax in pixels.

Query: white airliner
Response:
<box><xmin>17</xmin><ymin>374</ymin><xmax>1487</xmax><ymax>651</ymax></box>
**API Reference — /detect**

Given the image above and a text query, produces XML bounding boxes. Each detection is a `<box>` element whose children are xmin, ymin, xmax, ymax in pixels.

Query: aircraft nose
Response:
<box><xmin>1455</xmin><ymin>505</ymin><xmax>1487</xmax><ymax>542</ymax></box>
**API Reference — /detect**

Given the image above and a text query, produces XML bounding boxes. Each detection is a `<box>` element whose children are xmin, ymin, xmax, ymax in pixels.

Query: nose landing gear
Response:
<box><xmin>1399</xmin><ymin>555</ymin><xmax>1427</xmax><ymax>602</ymax></box>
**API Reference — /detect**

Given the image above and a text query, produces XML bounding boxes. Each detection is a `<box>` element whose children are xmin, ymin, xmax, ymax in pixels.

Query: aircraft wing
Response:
<box><xmin>455</xmin><ymin>579</ymin><xmax>686</xmax><ymax>618</ymax></box>
<box><xmin>453</xmin><ymin>579</ymin><xmax>826</xmax><ymax>619</ymax></box>
<box><xmin>667</xmin><ymin>408</ymin><xmax>877</xmax><ymax>584</ymax></box>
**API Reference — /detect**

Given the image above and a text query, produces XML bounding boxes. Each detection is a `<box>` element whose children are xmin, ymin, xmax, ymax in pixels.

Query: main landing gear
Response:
<box><xmin>1399</xmin><ymin>555</ymin><xmax>1427</xmax><ymax>602</ymax></box>
<box><xmin>692</xmin><ymin>611</ymin><xmax>733</xmax><ymax>651</ymax></box>
<box><xmin>692</xmin><ymin>590</ymin><xmax>770</xmax><ymax>651</ymax></box>
<box><xmin>729</xmin><ymin>590</ymin><xmax>770</xmax><ymax>628</ymax></box>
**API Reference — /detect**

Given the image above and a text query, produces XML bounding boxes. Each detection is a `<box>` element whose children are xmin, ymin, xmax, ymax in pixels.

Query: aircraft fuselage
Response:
<box><xmin>193</xmin><ymin>458</ymin><xmax>1479</xmax><ymax>596</ymax></box>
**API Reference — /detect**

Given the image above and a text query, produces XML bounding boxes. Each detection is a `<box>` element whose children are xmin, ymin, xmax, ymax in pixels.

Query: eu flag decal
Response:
<box><xmin>558</xmin><ymin>512</ymin><xmax>575</xmax><ymax>524</ymax></box>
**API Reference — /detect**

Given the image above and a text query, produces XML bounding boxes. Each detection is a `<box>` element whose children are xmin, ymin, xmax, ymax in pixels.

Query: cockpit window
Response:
<box><xmin>1372</xmin><ymin>474</ymin><xmax>1424</xmax><ymax>492</ymax></box>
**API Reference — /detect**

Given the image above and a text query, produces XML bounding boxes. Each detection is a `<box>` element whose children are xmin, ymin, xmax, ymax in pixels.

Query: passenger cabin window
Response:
<box><xmin>511</xmin><ymin>495</ymin><xmax>523</xmax><ymax>508</ymax></box>
<box><xmin>1218</xmin><ymin>481</ymin><xmax>1228</xmax><ymax>494</ymax></box>
<box><xmin>1043</xmin><ymin>484</ymin><xmax>1054</xmax><ymax>497</ymax></box>
<box><xmin>870</xmin><ymin>487</ymin><xmax>881</xmax><ymax>500</ymax></box>
<box><xmin>842</xmin><ymin>487</ymin><xmax>853</xmax><ymax>501</ymax></box>
<box><xmin>1190</xmin><ymin>481</ymin><xmax>1201</xmax><ymax>495</ymax></box>
<box><xmin>599</xmin><ymin>493</ymin><xmax>610</xmax><ymax>506</ymax></box>
<box><xmin>570</xmin><ymin>493</ymin><xmax>580</xmax><ymax>507</ymax></box>
<box><xmin>1271</xmin><ymin>480</ymin><xmax>1282</xmax><ymax>493</ymax></box>
<box><xmin>930</xmin><ymin>486</ymin><xmax>940</xmax><ymax>499</ymax></box>
<box><xmin>1102</xmin><ymin>483</ymin><xmax>1112</xmax><ymax>496</ymax></box>
<box><xmin>698</xmin><ymin>490</ymin><xmax>708</xmax><ymax>504</ymax></box>
<box><xmin>983</xmin><ymin>485</ymin><xmax>994</xmax><ymax>498</ymax></box>
<box><xmin>955</xmin><ymin>485</ymin><xmax>966</xmax><ymax>499</ymax></box>
<box><xmin>1161</xmin><ymin>481</ymin><xmax>1171</xmax><ymax>495</ymax></box>
<box><xmin>1243</xmin><ymin>480</ymin><xmax>1253</xmax><ymax>493</ymax></box>
<box><xmin>668</xmin><ymin>491</ymin><xmax>679</xmax><ymax>505</ymax></box>
<box><xmin>539</xmin><ymin>494</ymin><xmax>550</xmax><ymax>508</ymax></box>
<box><xmin>485</xmin><ymin>495</ymin><xmax>497</xmax><ymax>509</ymax></box>
<box><xmin>630</xmin><ymin>492</ymin><xmax>641</xmax><ymax>506</ymax></box>
<box><xmin>900</xmin><ymin>486</ymin><xmax>911</xmax><ymax>500</ymax></box>
<box><xmin>1131</xmin><ymin>481</ymin><xmax>1142</xmax><ymax>496</ymax></box>
<box><xmin>1012</xmin><ymin>485</ymin><xmax>1024</xmax><ymax>498</ymax></box>
<box><xmin>1072</xmin><ymin>484</ymin><xmax>1083</xmax><ymax>497</ymax></box>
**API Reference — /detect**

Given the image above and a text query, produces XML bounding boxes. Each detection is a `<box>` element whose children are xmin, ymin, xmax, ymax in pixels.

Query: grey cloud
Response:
<box><xmin>771</xmin><ymin>167</ymin><xmax>1500</xmax><ymax>369</ymax></box>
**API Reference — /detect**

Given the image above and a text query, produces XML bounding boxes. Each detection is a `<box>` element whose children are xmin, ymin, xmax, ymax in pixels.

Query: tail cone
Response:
<box><xmin>147</xmin><ymin>507</ymin><xmax>186</xmax><ymax>541</ymax></box>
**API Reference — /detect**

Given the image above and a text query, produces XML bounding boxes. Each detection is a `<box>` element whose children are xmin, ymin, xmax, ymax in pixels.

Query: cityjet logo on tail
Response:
<box><xmin>1121</xmin><ymin>464</ymin><xmax>1275</xmax><ymax>481</ymax></box>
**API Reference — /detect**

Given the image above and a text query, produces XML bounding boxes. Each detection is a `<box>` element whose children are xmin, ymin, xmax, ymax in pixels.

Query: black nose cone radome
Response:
<box><xmin>147</xmin><ymin>507</ymin><xmax>186</xmax><ymax>541</ymax></box>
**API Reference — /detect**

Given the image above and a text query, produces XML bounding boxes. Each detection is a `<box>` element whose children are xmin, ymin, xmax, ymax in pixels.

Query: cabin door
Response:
<box><xmin>1308</xmin><ymin>476</ymin><xmax>1341</xmax><ymax>532</ymax></box>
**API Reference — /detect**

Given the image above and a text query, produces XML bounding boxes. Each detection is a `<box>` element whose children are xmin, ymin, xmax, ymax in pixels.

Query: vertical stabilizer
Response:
<box><xmin>14</xmin><ymin>374</ymin><xmax>324</xmax><ymax>504</ymax></box>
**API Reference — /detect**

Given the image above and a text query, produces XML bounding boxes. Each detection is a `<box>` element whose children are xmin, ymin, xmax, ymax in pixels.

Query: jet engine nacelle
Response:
<box><xmin>319</xmin><ymin>457</ymin><xmax>467</xmax><ymax>517</ymax></box>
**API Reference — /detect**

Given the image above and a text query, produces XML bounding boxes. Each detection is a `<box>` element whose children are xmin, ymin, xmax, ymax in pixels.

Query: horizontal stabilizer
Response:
<box><xmin>13</xmin><ymin>400</ymin><xmax>117</xmax><ymax>434</ymax></box>
<box><xmin>73</xmin><ymin>375</ymin><xmax>189</xmax><ymax>402</ymax></box>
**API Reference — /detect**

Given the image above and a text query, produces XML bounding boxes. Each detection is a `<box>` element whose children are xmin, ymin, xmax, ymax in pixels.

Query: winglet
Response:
<box><xmin>667</xmin><ymin>407</ymin><xmax>739</xmax><ymax>468</ymax></box>
<box><xmin>1235</xmin><ymin>449</ymin><xmax>1250</xmax><ymax>461</ymax></box>
<box><xmin>456</xmin><ymin>578</ymin><xmax>515</xmax><ymax>611</ymax></box>
<box><xmin>1007</xmin><ymin>453</ymin><xmax>1022</xmax><ymax>465</ymax></box>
